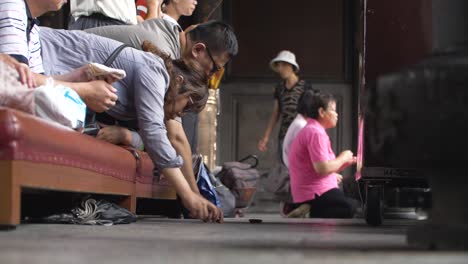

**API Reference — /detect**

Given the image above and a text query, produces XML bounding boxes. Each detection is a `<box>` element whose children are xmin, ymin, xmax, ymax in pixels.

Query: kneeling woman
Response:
<box><xmin>288</xmin><ymin>92</ymin><xmax>357</xmax><ymax>218</ymax></box>
<box><xmin>39</xmin><ymin>27</ymin><xmax>221</xmax><ymax>222</ymax></box>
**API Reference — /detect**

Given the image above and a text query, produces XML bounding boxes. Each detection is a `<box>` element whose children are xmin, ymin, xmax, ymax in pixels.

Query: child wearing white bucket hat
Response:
<box><xmin>258</xmin><ymin>50</ymin><xmax>314</xmax><ymax>156</ymax></box>
<box><xmin>269</xmin><ymin>50</ymin><xmax>300</xmax><ymax>73</ymax></box>
<box><xmin>259</xmin><ymin>50</ymin><xmax>316</xmax><ymax>217</ymax></box>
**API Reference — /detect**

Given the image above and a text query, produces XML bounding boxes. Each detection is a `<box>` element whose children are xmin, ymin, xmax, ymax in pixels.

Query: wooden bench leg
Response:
<box><xmin>0</xmin><ymin>161</ymin><xmax>21</xmax><ymax>229</ymax></box>
<box><xmin>119</xmin><ymin>195</ymin><xmax>137</xmax><ymax>214</ymax></box>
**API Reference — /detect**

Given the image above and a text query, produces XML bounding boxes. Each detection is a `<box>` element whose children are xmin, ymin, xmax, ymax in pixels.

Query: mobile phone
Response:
<box><xmin>83</xmin><ymin>127</ymin><xmax>100</xmax><ymax>136</ymax></box>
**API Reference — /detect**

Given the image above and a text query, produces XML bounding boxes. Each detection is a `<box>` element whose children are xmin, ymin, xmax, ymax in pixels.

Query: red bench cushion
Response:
<box><xmin>0</xmin><ymin>107</ymin><xmax>137</xmax><ymax>182</ymax></box>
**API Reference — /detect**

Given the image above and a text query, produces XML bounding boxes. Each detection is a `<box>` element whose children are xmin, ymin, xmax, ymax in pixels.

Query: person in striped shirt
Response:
<box><xmin>0</xmin><ymin>0</ymin><xmax>121</xmax><ymax>113</ymax></box>
<box><xmin>0</xmin><ymin>0</ymin><xmax>65</xmax><ymax>75</ymax></box>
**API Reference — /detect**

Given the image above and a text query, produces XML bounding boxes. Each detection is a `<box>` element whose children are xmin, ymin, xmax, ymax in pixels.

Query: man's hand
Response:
<box><xmin>76</xmin><ymin>80</ymin><xmax>118</xmax><ymax>112</ymax></box>
<box><xmin>96</xmin><ymin>125</ymin><xmax>132</xmax><ymax>145</ymax></box>
<box><xmin>183</xmin><ymin>192</ymin><xmax>223</xmax><ymax>223</ymax></box>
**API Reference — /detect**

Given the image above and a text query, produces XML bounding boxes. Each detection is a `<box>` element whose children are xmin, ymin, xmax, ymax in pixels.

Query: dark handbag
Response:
<box><xmin>216</xmin><ymin>155</ymin><xmax>260</xmax><ymax>208</ymax></box>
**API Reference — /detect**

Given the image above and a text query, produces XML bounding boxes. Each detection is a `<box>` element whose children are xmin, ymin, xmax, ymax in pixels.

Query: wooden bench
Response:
<box><xmin>0</xmin><ymin>107</ymin><xmax>176</xmax><ymax>228</ymax></box>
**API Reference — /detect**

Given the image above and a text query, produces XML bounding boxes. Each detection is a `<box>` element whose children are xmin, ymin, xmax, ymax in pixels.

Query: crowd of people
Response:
<box><xmin>0</xmin><ymin>0</ymin><xmax>357</xmax><ymax>222</ymax></box>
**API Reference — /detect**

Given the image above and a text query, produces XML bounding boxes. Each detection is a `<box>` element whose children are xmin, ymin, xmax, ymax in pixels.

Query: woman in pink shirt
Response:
<box><xmin>288</xmin><ymin>93</ymin><xmax>357</xmax><ymax>218</ymax></box>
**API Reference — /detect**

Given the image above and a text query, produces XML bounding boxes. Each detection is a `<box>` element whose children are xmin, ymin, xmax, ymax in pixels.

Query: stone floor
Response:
<box><xmin>0</xmin><ymin>214</ymin><xmax>467</xmax><ymax>264</ymax></box>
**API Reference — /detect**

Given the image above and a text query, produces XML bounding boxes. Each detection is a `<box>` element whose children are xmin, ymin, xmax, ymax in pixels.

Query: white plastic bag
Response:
<box><xmin>0</xmin><ymin>61</ymin><xmax>86</xmax><ymax>130</ymax></box>
<box><xmin>34</xmin><ymin>78</ymin><xmax>87</xmax><ymax>131</ymax></box>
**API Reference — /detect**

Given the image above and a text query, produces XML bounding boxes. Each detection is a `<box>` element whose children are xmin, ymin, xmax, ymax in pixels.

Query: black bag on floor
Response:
<box><xmin>211</xmin><ymin>175</ymin><xmax>237</xmax><ymax>217</ymax></box>
<box><xmin>42</xmin><ymin>198</ymin><xmax>137</xmax><ymax>225</ymax></box>
<box><xmin>216</xmin><ymin>155</ymin><xmax>260</xmax><ymax>208</ymax></box>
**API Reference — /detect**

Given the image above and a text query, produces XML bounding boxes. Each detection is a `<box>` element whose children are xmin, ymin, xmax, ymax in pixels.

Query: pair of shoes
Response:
<box><xmin>286</xmin><ymin>204</ymin><xmax>310</xmax><ymax>218</ymax></box>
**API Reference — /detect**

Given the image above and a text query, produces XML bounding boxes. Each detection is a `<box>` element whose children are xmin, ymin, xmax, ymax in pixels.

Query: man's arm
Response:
<box><xmin>94</xmin><ymin>119</ymin><xmax>200</xmax><ymax>194</ymax></box>
<box><xmin>93</xmin><ymin>119</ymin><xmax>200</xmax><ymax>195</ymax></box>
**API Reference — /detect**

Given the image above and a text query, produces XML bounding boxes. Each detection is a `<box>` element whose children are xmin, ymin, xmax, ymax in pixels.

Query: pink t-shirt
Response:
<box><xmin>288</xmin><ymin>118</ymin><xmax>338</xmax><ymax>203</ymax></box>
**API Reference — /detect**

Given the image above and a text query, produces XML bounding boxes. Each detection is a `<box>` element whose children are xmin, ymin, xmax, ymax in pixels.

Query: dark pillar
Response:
<box><xmin>406</xmin><ymin>0</ymin><xmax>468</xmax><ymax>250</ymax></box>
<box><xmin>432</xmin><ymin>0</ymin><xmax>468</xmax><ymax>51</ymax></box>
<box><xmin>193</xmin><ymin>0</ymin><xmax>223</xmax><ymax>22</ymax></box>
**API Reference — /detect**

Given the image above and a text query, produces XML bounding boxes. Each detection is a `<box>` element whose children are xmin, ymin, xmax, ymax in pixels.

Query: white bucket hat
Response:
<box><xmin>270</xmin><ymin>50</ymin><xmax>300</xmax><ymax>73</ymax></box>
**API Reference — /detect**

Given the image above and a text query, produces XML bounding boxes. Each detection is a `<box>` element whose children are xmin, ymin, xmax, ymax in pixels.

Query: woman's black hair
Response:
<box><xmin>302</xmin><ymin>92</ymin><xmax>336</xmax><ymax>119</ymax></box>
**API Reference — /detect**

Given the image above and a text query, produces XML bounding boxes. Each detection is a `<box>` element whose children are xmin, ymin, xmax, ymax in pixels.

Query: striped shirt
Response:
<box><xmin>0</xmin><ymin>0</ymin><xmax>43</xmax><ymax>73</ymax></box>
<box><xmin>274</xmin><ymin>80</ymin><xmax>313</xmax><ymax>140</ymax></box>
<box><xmin>70</xmin><ymin>0</ymin><xmax>137</xmax><ymax>25</ymax></box>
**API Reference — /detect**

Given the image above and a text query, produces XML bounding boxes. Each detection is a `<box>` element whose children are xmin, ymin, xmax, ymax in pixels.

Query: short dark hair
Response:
<box><xmin>302</xmin><ymin>92</ymin><xmax>336</xmax><ymax>119</ymax></box>
<box><xmin>188</xmin><ymin>20</ymin><xmax>239</xmax><ymax>58</ymax></box>
<box><xmin>142</xmin><ymin>41</ymin><xmax>209</xmax><ymax>114</ymax></box>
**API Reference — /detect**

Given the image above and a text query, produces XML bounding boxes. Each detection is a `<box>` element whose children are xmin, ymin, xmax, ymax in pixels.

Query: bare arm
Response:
<box><xmin>145</xmin><ymin>0</ymin><xmax>162</xmax><ymax>20</ymax></box>
<box><xmin>166</xmin><ymin>119</ymin><xmax>200</xmax><ymax>194</ymax></box>
<box><xmin>96</xmin><ymin>120</ymin><xmax>201</xmax><ymax>194</ymax></box>
<box><xmin>313</xmin><ymin>150</ymin><xmax>356</xmax><ymax>176</ymax></box>
<box><xmin>258</xmin><ymin>99</ymin><xmax>280</xmax><ymax>151</ymax></box>
<box><xmin>95</xmin><ymin>120</ymin><xmax>199</xmax><ymax>191</ymax></box>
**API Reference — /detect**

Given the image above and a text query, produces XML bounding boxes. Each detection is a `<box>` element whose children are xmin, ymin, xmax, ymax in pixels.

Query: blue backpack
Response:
<box><xmin>193</xmin><ymin>155</ymin><xmax>221</xmax><ymax>208</ymax></box>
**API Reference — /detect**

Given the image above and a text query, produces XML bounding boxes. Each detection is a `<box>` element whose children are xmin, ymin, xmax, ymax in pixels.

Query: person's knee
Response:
<box><xmin>342</xmin><ymin>200</ymin><xmax>356</xmax><ymax>218</ymax></box>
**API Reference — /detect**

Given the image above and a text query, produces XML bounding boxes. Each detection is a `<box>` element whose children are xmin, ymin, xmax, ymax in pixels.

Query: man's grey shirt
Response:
<box><xmin>85</xmin><ymin>18</ymin><xmax>181</xmax><ymax>59</ymax></box>
<box><xmin>40</xmin><ymin>27</ymin><xmax>183</xmax><ymax>169</ymax></box>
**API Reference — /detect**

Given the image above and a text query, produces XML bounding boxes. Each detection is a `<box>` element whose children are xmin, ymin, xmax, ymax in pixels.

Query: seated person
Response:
<box><xmin>279</xmin><ymin>89</ymin><xmax>314</xmax><ymax>217</ymax></box>
<box><xmin>40</xmin><ymin>27</ymin><xmax>222</xmax><ymax>223</ymax></box>
<box><xmin>288</xmin><ymin>92</ymin><xmax>357</xmax><ymax>218</ymax></box>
